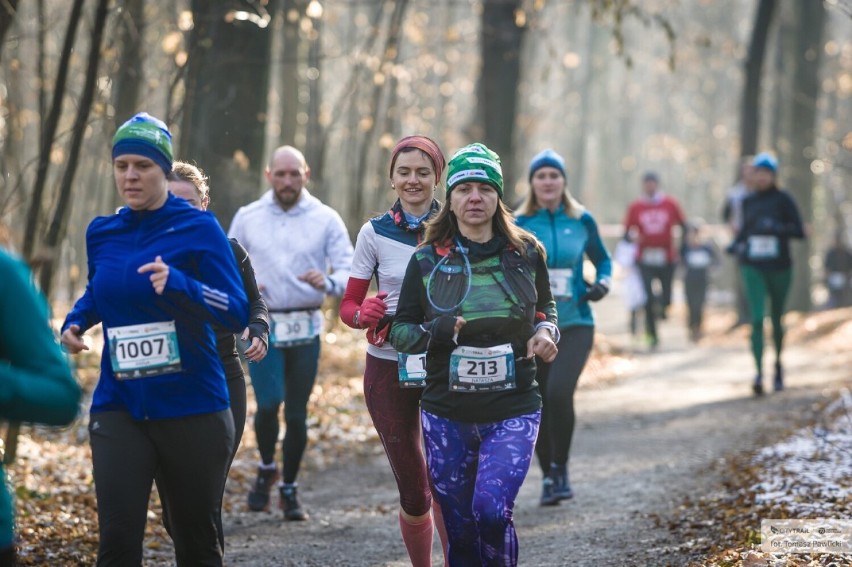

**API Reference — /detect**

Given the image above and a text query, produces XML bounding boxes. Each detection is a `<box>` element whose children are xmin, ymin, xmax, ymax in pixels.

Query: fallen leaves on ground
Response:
<box><xmin>661</xmin><ymin>310</ymin><xmax>852</xmax><ymax>567</ymax></box>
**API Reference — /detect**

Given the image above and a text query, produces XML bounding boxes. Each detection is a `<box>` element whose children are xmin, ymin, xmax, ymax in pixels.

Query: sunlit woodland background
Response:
<box><xmin>1</xmin><ymin>0</ymin><xmax>851</xmax><ymax>313</ymax></box>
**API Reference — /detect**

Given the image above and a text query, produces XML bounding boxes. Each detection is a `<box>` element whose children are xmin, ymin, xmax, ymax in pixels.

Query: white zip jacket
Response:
<box><xmin>228</xmin><ymin>188</ymin><xmax>353</xmax><ymax>333</ymax></box>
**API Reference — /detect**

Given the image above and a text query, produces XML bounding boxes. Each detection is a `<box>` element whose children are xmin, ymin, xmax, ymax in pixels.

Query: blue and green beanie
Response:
<box><xmin>445</xmin><ymin>142</ymin><xmax>504</xmax><ymax>198</ymax></box>
<box><xmin>112</xmin><ymin>112</ymin><xmax>174</xmax><ymax>175</ymax></box>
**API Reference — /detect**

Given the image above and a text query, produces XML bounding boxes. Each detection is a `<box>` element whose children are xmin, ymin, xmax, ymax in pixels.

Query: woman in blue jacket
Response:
<box><xmin>60</xmin><ymin>113</ymin><xmax>248</xmax><ymax>566</ymax></box>
<box><xmin>516</xmin><ymin>149</ymin><xmax>612</xmax><ymax>505</ymax></box>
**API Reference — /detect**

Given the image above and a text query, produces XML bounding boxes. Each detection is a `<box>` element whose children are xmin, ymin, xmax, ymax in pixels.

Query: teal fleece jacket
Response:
<box><xmin>516</xmin><ymin>207</ymin><xmax>612</xmax><ymax>329</ymax></box>
<box><xmin>0</xmin><ymin>249</ymin><xmax>81</xmax><ymax>548</ymax></box>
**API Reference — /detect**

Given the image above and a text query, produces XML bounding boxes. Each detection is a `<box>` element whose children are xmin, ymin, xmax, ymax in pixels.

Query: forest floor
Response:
<box><xmin>7</xmin><ymin>291</ymin><xmax>852</xmax><ymax>566</ymax></box>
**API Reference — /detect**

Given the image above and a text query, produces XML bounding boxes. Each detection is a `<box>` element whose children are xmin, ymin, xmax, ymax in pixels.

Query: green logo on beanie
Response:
<box><xmin>112</xmin><ymin>112</ymin><xmax>174</xmax><ymax>174</ymax></box>
<box><xmin>445</xmin><ymin>143</ymin><xmax>503</xmax><ymax>198</ymax></box>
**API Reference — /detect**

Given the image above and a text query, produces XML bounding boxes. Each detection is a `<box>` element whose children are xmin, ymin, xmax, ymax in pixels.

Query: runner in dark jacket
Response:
<box><xmin>728</xmin><ymin>152</ymin><xmax>805</xmax><ymax>395</ymax></box>
<box><xmin>390</xmin><ymin>143</ymin><xmax>558</xmax><ymax>567</ymax></box>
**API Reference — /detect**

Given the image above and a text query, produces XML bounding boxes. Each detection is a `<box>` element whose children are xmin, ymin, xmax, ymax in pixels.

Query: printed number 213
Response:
<box><xmin>466</xmin><ymin>360</ymin><xmax>497</xmax><ymax>375</ymax></box>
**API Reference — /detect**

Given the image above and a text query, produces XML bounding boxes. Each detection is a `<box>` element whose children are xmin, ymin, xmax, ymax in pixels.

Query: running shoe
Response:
<box><xmin>752</xmin><ymin>374</ymin><xmax>764</xmax><ymax>396</ymax></box>
<box><xmin>550</xmin><ymin>466</ymin><xmax>574</xmax><ymax>501</ymax></box>
<box><xmin>773</xmin><ymin>362</ymin><xmax>784</xmax><ymax>392</ymax></box>
<box><xmin>539</xmin><ymin>477</ymin><xmax>559</xmax><ymax>507</ymax></box>
<box><xmin>280</xmin><ymin>484</ymin><xmax>308</xmax><ymax>521</ymax></box>
<box><xmin>247</xmin><ymin>465</ymin><xmax>279</xmax><ymax>511</ymax></box>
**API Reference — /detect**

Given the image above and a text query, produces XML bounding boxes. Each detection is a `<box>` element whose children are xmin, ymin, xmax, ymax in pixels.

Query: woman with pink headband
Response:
<box><xmin>340</xmin><ymin>136</ymin><xmax>449</xmax><ymax>566</ymax></box>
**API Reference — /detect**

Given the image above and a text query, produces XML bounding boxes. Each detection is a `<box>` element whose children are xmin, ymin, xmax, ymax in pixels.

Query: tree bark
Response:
<box><xmin>476</xmin><ymin>0</ymin><xmax>525</xmax><ymax>198</ymax></box>
<box><xmin>785</xmin><ymin>0</ymin><xmax>825</xmax><ymax>312</ymax></box>
<box><xmin>22</xmin><ymin>0</ymin><xmax>86</xmax><ymax>262</ymax></box>
<box><xmin>38</xmin><ymin>0</ymin><xmax>110</xmax><ymax>297</ymax></box>
<box><xmin>0</xmin><ymin>0</ymin><xmax>20</xmax><ymax>63</ymax></box>
<box><xmin>739</xmin><ymin>0</ymin><xmax>775</xmax><ymax>160</ymax></box>
<box><xmin>280</xmin><ymin>0</ymin><xmax>306</xmax><ymax>147</ymax></box>
<box><xmin>353</xmin><ymin>0</ymin><xmax>409</xmax><ymax>226</ymax></box>
<box><xmin>178</xmin><ymin>0</ymin><xmax>277</xmax><ymax>229</ymax></box>
<box><xmin>112</xmin><ymin>0</ymin><xmax>145</xmax><ymax>130</ymax></box>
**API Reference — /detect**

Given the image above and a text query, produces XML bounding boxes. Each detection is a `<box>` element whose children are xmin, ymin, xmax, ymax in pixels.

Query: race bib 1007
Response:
<box><xmin>107</xmin><ymin>321</ymin><xmax>181</xmax><ymax>380</ymax></box>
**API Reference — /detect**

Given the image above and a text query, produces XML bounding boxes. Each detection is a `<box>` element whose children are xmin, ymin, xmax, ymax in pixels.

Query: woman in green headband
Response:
<box><xmin>390</xmin><ymin>143</ymin><xmax>559</xmax><ymax>566</ymax></box>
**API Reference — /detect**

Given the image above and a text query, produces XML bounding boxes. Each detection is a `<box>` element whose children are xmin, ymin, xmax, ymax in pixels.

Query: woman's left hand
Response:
<box><xmin>527</xmin><ymin>329</ymin><xmax>557</xmax><ymax>363</ymax></box>
<box><xmin>242</xmin><ymin>328</ymin><xmax>268</xmax><ymax>362</ymax></box>
<box><xmin>138</xmin><ymin>255</ymin><xmax>170</xmax><ymax>295</ymax></box>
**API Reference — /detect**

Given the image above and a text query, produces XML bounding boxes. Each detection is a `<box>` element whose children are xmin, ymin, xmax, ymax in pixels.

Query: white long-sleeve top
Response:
<box><xmin>228</xmin><ymin>189</ymin><xmax>353</xmax><ymax>332</ymax></box>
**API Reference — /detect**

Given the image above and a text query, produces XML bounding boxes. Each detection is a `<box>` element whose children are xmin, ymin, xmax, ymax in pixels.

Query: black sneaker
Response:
<box><xmin>773</xmin><ymin>362</ymin><xmax>784</xmax><ymax>392</ymax></box>
<box><xmin>280</xmin><ymin>484</ymin><xmax>308</xmax><ymax>521</ymax></box>
<box><xmin>247</xmin><ymin>466</ymin><xmax>279</xmax><ymax>511</ymax></box>
<box><xmin>752</xmin><ymin>374</ymin><xmax>764</xmax><ymax>396</ymax></box>
<box><xmin>550</xmin><ymin>466</ymin><xmax>574</xmax><ymax>501</ymax></box>
<box><xmin>539</xmin><ymin>477</ymin><xmax>559</xmax><ymax>507</ymax></box>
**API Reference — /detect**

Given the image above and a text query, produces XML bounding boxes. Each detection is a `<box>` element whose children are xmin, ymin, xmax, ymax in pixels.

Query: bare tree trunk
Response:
<box><xmin>280</xmin><ymin>0</ymin><xmax>306</xmax><ymax>146</ymax></box>
<box><xmin>0</xmin><ymin>0</ymin><xmax>20</xmax><ymax>62</ymax></box>
<box><xmin>39</xmin><ymin>0</ymin><xmax>110</xmax><ymax>297</ymax></box>
<box><xmin>354</xmin><ymin>0</ymin><xmax>409</xmax><ymax>225</ymax></box>
<box><xmin>739</xmin><ymin>0</ymin><xmax>775</xmax><ymax>161</ymax></box>
<box><xmin>305</xmin><ymin>12</ymin><xmax>324</xmax><ymax>192</ymax></box>
<box><xmin>22</xmin><ymin>0</ymin><xmax>86</xmax><ymax>262</ymax></box>
<box><xmin>112</xmin><ymin>0</ymin><xmax>145</xmax><ymax>129</ymax></box>
<box><xmin>179</xmin><ymin>0</ymin><xmax>277</xmax><ymax>229</ymax></box>
<box><xmin>785</xmin><ymin>0</ymin><xmax>825</xmax><ymax>312</ymax></box>
<box><xmin>476</xmin><ymin>0</ymin><xmax>525</xmax><ymax>198</ymax></box>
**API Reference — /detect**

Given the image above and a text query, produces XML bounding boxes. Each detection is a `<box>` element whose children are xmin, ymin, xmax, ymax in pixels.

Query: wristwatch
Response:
<box><xmin>353</xmin><ymin>310</ymin><xmax>361</xmax><ymax>329</ymax></box>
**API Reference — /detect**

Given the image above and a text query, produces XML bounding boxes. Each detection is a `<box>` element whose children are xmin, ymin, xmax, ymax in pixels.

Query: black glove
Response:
<box><xmin>581</xmin><ymin>280</ymin><xmax>609</xmax><ymax>302</ymax></box>
<box><xmin>428</xmin><ymin>315</ymin><xmax>460</xmax><ymax>345</ymax></box>
<box><xmin>725</xmin><ymin>241</ymin><xmax>744</xmax><ymax>256</ymax></box>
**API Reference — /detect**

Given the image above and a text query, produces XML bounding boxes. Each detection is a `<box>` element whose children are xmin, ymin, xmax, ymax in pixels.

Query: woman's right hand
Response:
<box><xmin>359</xmin><ymin>291</ymin><xmax>389</xmax><ymax>327</ymax></box>
<box><xmin>60</xmin><ymin>324</ymin><xmax>89</xmax><ymax>354</ymax></box>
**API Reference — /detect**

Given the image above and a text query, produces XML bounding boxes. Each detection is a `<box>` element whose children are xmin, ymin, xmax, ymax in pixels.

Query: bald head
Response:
<box><xmin>267</xmin><ymin>145</ymin><xmax>310</xmax><ymax>210</ymax></box>
<box><xmin>269</xmin><ymin>145</ymin><xmax>308</xmax><ymax>171</ymax></box>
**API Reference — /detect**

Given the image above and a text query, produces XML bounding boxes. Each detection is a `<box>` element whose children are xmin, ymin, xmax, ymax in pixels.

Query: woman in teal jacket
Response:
<box><xmin>516</xmin><ymin>149</ymin><xmax>612</xmax><ymax>505</ymax></box>
<box><xmin>0</xmin><ymin>248</ymin><xmax>81</xmax><ymax>564</ymax></box>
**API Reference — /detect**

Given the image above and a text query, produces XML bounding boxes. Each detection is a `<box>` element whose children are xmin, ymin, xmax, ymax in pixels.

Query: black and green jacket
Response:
<box><xmin>389</xmin><ymin>234</ymin><xmax>557</xmax><ymax>423</ymax></box>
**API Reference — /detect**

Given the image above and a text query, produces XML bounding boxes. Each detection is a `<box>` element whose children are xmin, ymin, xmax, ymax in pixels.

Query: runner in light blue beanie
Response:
<box><xmin>528</xmin><ymin>149</ymin><xmax>566</xmax><ymax>181</ymax></box>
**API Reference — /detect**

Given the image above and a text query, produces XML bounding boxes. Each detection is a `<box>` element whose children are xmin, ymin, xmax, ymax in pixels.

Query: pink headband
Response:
<box><xmin>389</xmin><ymin>135</ymin><xmax>446</xmax><ymax>183</ymax></box>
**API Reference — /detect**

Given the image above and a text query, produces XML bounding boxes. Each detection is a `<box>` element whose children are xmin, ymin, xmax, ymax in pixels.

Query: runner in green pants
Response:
<box><xmin>729</xmin><ymin>152</ymin><xmax>805</xmax><ymax>395</ymax></box>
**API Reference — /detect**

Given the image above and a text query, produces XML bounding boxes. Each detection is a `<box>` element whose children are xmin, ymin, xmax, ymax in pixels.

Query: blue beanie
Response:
<box><xmin>752</xmin><ymin>152</ymin><xmax>778</xmax><ymax>173</ymax></box>
<box><xmin>112</xmin><ymin>112</ymin><xmax>174</xmax><ymax>175</ymax></box>
<box><xmin>528</xmin><ymin>149</ymin><xmax>566</xmax><ymax>181</ymax></box>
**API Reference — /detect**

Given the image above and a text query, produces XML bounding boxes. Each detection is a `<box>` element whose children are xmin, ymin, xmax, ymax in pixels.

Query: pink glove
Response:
<box><xmin>359</xmin><ymin>291</ymin><xmax>389</xmax><ymax>328</ymax></box>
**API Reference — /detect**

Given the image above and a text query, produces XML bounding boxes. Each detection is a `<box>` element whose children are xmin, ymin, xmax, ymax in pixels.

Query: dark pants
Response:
<box><xmin>364</xmin><ymin>354</ymin><xmax>432</xmax><ymax>517</ymax></box>
<box><xmin>684</xmin><ymin>274</ymin><xmax>709</xmax><ymax>331</ymax></box>
<box><xmin>534</xmin><ymin>326</ymin><xmax>594</xmax><ymax>474</ymax></box>
<box><xmin>90</xmin><ymin>409</ymin><xmax>234</xmax><ymax>567</ymax></box>
<box><xmin>639</xmin><ymin>263</ymin><xmax>676</xmax><ymax>339</ymax></box>
<box><xmin>158</xmin><ymin>372</ymin><xmax>247</xmax><ymax>553</ymax></box>
<box><xmin>249</xmin><ymin>338</ymin><xmax>320</xmax><ymax>484</ymax></box>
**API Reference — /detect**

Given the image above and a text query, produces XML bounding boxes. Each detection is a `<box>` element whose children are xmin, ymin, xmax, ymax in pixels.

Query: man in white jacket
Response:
<box><xmin>228</xmin><ymin>145</ymin><xmax>353</xmax><ymax>521</ymax></box>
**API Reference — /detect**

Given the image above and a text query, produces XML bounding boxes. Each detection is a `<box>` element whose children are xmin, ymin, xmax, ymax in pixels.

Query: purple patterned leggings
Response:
<box><xmin>421</xmin><ymin>409</ymin><xmax>541</xmax><ymax>567</ymax></box>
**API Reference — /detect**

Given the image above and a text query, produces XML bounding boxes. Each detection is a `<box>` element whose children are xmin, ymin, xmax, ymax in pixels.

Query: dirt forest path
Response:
<box><xmin>220</xmin><ymin>290</ymin><xmax>850</xmax><ymax>567</ymax></box>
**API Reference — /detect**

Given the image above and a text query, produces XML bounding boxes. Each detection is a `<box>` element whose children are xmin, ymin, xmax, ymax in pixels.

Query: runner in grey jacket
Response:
<box><xmin>228</xmin><ymin>145</ymin><xmax>353</xmax><ymax>520</ymax></box>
